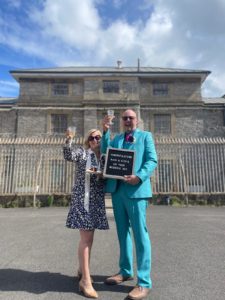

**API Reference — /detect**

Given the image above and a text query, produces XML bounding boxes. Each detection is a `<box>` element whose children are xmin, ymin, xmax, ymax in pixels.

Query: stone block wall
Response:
<box><xmin>1</xmin><ymin>106</ymin><xmax>225</xmax><ymax>139</ymax></box>
<box><xmin>17</xmin><ymin>109</ymin><xmax>47</xmax><ymax>137</ymax></box>
<box><xmin>0</xmin><ymin>109</ymin><xmax>17</xmax><ymax>137</ymax></box>
<box><xmin>18</xmin><ymin>80</ymin><xmax>83</xmax><ymax>106</ymax></box>
<box><xmin>140</xmin><ymin>78</ymin><xmax>201</xmax><ymax>104</ymax></box>
<box><xmin>140</xmin><ymin>107</ymin><xmax>225</xmax><ymax>138</ymax></box>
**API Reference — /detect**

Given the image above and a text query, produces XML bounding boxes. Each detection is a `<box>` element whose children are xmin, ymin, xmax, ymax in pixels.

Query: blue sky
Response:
<box><xmin>0</xmin><ymin>0</ymin><xmax>225</xmax><ymax>98</ymax></box>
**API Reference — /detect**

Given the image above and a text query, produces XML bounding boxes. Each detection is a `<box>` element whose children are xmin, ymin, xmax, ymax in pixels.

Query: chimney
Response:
<box><xmin>137</xmin><ymin>58</ymin><xmax>140</xmax><ymax>72</ymax></box>
<box><xmin>117</xmin><ymin>60</ymin><xmax>122</xmax><ymax>68</ymax></box>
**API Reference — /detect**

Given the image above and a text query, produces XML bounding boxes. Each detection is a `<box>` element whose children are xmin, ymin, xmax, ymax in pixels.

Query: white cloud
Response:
<box><xmin>0</xmin><ymin>80</ymin><xmax>19</xmax><ymax>97</ymax></box>
<box><xmin>1</xmin><ymin>0</ymin><xmax>225</xmax><ymax>96</ymax></box>
<box><xmin>31</xmin><ymin>0</ymin><xmax>101</xmax><ymax>48</ymax></box>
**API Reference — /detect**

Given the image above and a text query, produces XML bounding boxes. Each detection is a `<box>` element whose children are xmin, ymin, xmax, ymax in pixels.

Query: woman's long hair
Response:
<box><xmin>83</xmin><ymin>129</ymin><xmax>102</xmax><ymax>149</ymax></box>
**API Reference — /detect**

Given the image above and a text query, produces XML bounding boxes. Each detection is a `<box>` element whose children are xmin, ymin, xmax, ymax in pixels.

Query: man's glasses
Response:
<box><xmin>122</xmin><ymin>116</ymin><xmax>136</xmax><ymax>121</ymax></box>
<box><xmin>88</xmin><ymin>135</ymin><xmax>101</xmax><ymax>141</ymax></box>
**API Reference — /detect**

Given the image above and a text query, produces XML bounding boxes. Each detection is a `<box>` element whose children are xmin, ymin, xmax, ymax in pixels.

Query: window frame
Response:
<box><xmin>50</xmin><ymin>114</ymin><xmax>68</xmax><ymax>135</ymax></box>
<box><xmin>152</xmin><ymin>82</ymin><xmax>169</xmax><ymax>96</ymax></box>
<box><xmin>52</xmin><ymin>83</ymin><xmax>69</xmax><ymax>96</ymax></box>
<box><xmin>153</xmin><ymin>114</ymin><xmax>172</xmax><ymax>135</ymax></box>
<box><xmin>103</xmin><ymin>80</ymin><xmax>120</xmax><ymax>94</ymax></box>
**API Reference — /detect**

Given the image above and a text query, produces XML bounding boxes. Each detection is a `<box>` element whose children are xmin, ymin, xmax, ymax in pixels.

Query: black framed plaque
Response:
<box><xmin>103</xmin><ymin>147</ymin><xmax>135</xmax><ymax>179</ymax></box>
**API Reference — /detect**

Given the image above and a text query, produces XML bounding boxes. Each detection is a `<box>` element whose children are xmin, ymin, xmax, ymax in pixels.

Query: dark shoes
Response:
<box><xmin>127</xmin><ymin>285</ymin><xmax>151</xmax><ymax>300</ymax></box>
<box><xmin>105</xmin><ymin>273</ymin><xmax>134</xmax><ymax>285</ymax></box>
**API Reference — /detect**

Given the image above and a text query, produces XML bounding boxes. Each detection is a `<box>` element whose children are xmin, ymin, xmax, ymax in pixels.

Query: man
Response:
<box><xmin>101</xmin><ymin>109</ymin><xmax>158</xmax><ymax>300</ymax></box>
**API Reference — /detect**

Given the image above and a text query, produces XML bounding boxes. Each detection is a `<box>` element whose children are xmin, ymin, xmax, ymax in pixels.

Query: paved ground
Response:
<box><xmin>0</xmin><ymin>206</ymin><xmax>224</xmax><ymax>300</ymax></box>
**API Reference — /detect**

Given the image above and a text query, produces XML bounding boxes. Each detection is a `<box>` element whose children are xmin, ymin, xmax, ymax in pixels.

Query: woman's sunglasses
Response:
<box><xmin>88</xmin><ymin>135</ymin><xmax>101</xmax><ymax>141</ymax></box>
<box><xmin>122</xmin><ymin>116</ymin><xmax>136</xmax><ymax>121</ymax></box>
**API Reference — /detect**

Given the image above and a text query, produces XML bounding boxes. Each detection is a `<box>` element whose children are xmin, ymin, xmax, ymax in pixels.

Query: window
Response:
<box><xmin>51</xmin><ymin>114</ymin><xmax>68</xmax><ymax>134</ymax></box>
<box><xmin>154</xmin><ymin>114</ymin><xmax>171</xmax><ymax>134</ymax></box>
<box><xmin>103</xmin><ymin>80</ymin><xmax>119</xmax><ymax>93</ymax></box>
<box><xmin>52</xmin><ymin>83</ymin><xmax>69</xmax><ymax>95</ymax></box>
<box><xmin>153</xmin><ymin>83</ymin><xmax>168</xmax><ymax>96</ymax></box>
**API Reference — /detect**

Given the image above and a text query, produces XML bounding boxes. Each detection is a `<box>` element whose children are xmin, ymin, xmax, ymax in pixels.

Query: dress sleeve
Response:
<box><xmin>63</xmin><ymin>144</ymin><xmax>84</xmax><ymax>162</ymax></box>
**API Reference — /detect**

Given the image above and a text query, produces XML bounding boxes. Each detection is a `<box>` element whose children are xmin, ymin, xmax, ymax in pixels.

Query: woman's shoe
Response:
<box><xmin>79</xmin><ymin>280</ymin><xmax>98</xmax><ymax>299</ymax></box>
<box><xmin>77</xmin><ymin>270</ymin><xmax>93</xmax><ymax>283</ymax></box>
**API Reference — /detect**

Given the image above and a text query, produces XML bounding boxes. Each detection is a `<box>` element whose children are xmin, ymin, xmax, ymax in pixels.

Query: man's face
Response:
<box><xmin>122</xmin><ymin>110</ymin><xmax>138</xmax><ymax>132</ymax></box>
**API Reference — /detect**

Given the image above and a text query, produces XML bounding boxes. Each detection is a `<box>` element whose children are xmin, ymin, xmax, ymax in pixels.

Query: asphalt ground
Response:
<box><xmin>0</xmin><ymin>206</ymin><xmax>224</xmax><ymax>300</ymax></box>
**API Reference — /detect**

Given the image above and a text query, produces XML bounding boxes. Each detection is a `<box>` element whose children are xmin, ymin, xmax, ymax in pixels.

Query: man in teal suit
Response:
<box><xmin>101</xmin><ymin>109</ymin><xmax>157</xmax><ymax>300</ymax></box>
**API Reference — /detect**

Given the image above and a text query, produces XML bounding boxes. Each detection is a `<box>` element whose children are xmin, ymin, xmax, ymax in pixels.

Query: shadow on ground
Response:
<box><xmin>0</xmin><ymin>269</ymin><xmax>131</xmax><ymax>296</ymax></box>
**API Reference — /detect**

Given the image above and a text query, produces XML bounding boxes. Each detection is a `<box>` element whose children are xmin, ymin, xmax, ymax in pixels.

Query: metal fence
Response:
<box><xmin>0</xmin><ymin>137</ymin><xmax>225</xmax><ymax>197</ymax></box>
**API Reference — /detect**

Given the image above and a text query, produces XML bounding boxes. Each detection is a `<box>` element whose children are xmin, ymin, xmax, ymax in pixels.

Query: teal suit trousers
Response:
<box><xmin>112</xmin><ymin>181</ymin><xmax>152</xmax><ymax>288</ymax></box>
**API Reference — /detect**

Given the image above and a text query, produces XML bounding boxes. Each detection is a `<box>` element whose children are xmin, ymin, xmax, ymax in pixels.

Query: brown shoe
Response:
<box><xmin>79</xmin><ymin>280</ymin><xmax>98</xmax><ymax>298</ymax></box>
<box><xmin>105</xmin><ymin>273</ymin><xmax>134</xmax><ymax>285</ymax></box>
<box><xmin>128</xmin><ymin>286</ymin><xmax>151</xmax><ymax>300</ymax></box>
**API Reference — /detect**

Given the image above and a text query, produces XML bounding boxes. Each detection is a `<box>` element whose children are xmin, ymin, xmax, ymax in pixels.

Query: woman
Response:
<box><xmin>63</xmin><ymin>129</ymin><xmax>109</xmax><ymax>299</ymax></box>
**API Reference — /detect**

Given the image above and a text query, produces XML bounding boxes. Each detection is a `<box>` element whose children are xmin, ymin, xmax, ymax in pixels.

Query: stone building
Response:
<box><xmin>1</xmin><ymin>64</ymin><xmax>225</xmax><ymax>199</ymax></box>
<box><xmin>0</xmin><ymin>63</ymin><xmax>225</xmax><ymax>138</ymax></box>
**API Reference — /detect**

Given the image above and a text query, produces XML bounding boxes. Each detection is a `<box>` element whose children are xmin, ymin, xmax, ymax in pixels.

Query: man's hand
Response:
<box><xmin>102</xmin><ymin>115</ymin><xmax>115</xmax><ymax>132</ymax></box>
<box><xmin>123</xmin><ymin>175</ymin><xmax>141</xmax><ymax>185</ymax></box>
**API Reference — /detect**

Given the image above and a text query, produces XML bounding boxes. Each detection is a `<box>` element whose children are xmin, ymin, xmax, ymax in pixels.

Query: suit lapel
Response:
<box><xmin>118</xmin><ymin>134</ymin><xmax>125</xmax><ymax>149</ymax></box>
<box><xmin>128</xmin><ymin>129</ymin><xmax>140</xmax><ymax>150</ymax></box>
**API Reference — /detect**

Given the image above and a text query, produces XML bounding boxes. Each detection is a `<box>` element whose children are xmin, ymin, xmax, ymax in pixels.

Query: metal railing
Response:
<box><xmin>0</xmin><ymin>137</ymin><xmax>225</xmax><ymax>196</ymax></box>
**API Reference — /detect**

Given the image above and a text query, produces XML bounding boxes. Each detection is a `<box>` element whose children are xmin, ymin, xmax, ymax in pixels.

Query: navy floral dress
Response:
<box><xmin>63</xmin><ymin>144</ymin><xmax>109</xmax><ymax>230</ymax></box>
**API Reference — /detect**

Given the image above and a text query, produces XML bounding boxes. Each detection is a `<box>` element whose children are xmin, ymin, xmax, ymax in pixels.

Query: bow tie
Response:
<box><xmin>125</xmin><ymin>133</ymin><xmax>135</xmax><ymax>143</ymax></box>
<box><xmin>125</xmin><ymin>133</ymin><xmax>131</xmax><ymax>142</ymax></box>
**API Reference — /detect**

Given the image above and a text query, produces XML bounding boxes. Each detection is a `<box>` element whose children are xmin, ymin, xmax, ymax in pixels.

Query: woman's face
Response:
<box><xmin>88</xmin><ymin>132</ymin><xmax>101</xmax><ymax>150</ymax></box>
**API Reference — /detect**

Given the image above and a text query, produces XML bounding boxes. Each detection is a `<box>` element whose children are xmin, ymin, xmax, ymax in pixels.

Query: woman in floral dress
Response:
<box><xmin>63</xmin><ymin>128</ymin><xmax>109</xmax><ymax>299</ymax></box>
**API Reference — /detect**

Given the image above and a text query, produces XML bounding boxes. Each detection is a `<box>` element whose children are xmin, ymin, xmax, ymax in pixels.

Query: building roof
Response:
<box><xmin>0</xmin><ymin>97</ymin><xmax>17</xmax><ymax>105</ymax></box>
<box><xmin>10</xmin><ymin>66</ymin><xmax>211</xmax><ymax>83</ymax></box>
<box><xmin>203</xmin><ymin>97</ymin><xmax>225</xmax><ymax>105</ymax></box>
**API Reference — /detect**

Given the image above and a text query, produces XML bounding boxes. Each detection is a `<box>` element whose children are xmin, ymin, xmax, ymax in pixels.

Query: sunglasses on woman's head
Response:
<box><xmin>88</xmin><ymin>135</ymin><xmax>101</xmax><ymax>141</ymax></box>
<box><xmin>122</xmin><ymin>116</ymin><xmax>136</xmax><ymax>121</ymax></box>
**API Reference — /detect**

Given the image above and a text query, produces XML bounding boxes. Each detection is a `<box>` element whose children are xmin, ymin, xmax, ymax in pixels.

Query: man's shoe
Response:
<box><xmin>105</xmin><ymin>273</ymin><xmax>134</xmax><ymax>285</ymax></box>
<box><xmin>127</xmin><ymin>285</ymin><xmax>151</xmax><ymax>300</ymax></box>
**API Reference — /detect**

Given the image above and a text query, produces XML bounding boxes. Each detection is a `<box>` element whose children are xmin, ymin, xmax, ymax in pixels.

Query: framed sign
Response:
<box><xmin>103</xmin><ymin>147</ymin><xmax>135</xmax><ymax>179</ymax></box>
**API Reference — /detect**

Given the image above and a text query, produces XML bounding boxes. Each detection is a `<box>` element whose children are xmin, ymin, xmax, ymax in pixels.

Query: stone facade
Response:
<box><xmin>0</xmin><ymin>66</ymin><xmax>225</xmax><ymax>138</ymax></box>
<box><xmin>0</xmin><ymin>108</ymin><xmax>17</xmax><ymax>137</ymax></box>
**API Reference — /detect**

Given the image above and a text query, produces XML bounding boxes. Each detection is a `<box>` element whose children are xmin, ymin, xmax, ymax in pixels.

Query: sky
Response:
<box><xmin>0</xmin><ymin>0</ymin><xmax>225</xmax><ymax>98</ymax></box>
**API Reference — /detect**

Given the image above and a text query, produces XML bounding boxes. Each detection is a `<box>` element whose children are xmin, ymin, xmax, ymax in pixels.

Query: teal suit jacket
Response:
<box><xmin>101</xmin><ymin>129</ymin><xmax>158</xmax><ymax>198</ymax></box>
